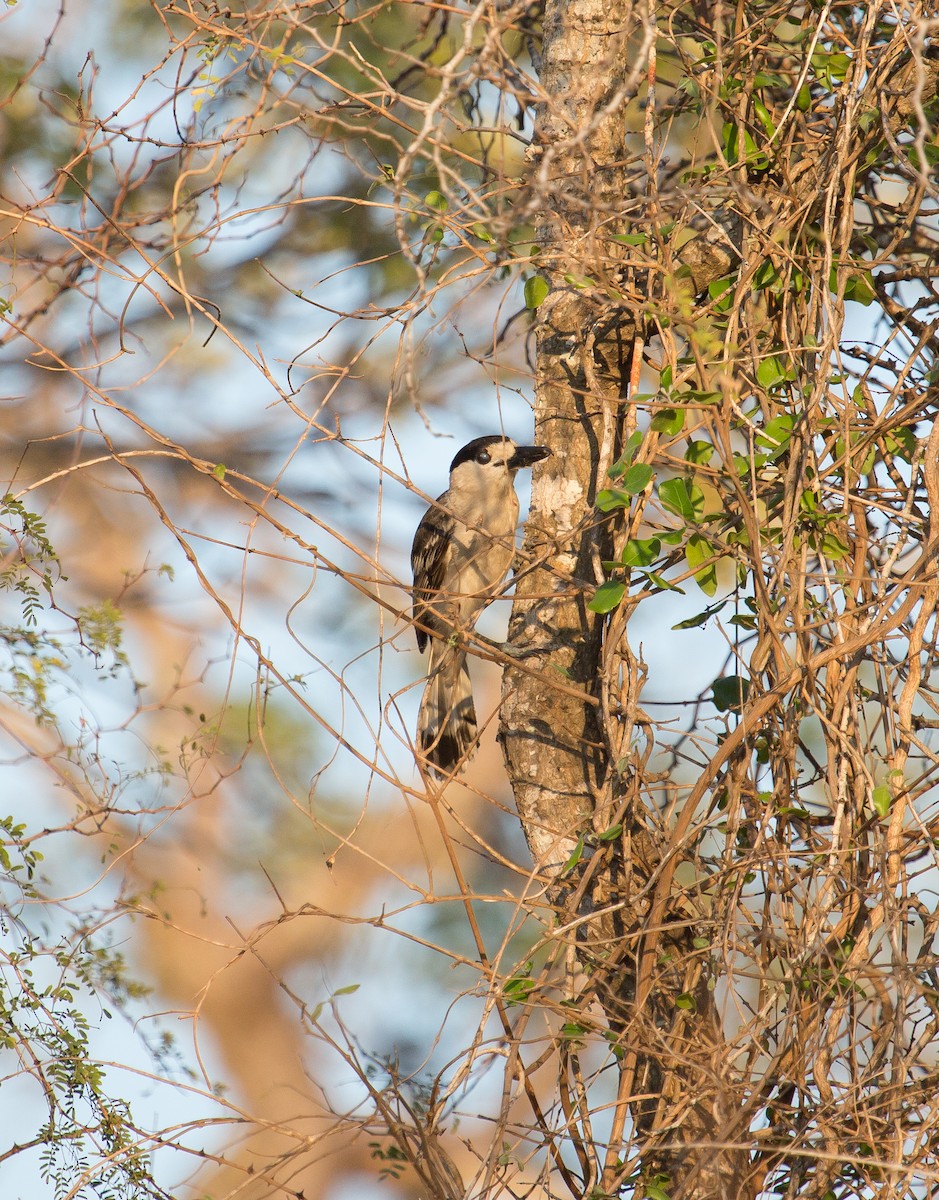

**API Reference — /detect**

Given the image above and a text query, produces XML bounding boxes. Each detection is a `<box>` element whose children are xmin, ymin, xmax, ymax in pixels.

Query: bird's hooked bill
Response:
<box><xmin>508</xmin><ymin>445</ymin><xmax>551</xmax><ymax>470</ymax></box>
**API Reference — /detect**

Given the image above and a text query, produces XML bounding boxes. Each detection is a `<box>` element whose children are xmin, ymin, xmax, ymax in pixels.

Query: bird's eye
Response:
<box><xmin>476</xmin><ymin>449</ymin><xmax>491</xmax><ymax>464</ymax></box>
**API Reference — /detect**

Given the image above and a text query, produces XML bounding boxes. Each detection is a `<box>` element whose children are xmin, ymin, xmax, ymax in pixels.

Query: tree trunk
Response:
<box><xmin>501</xmin><ymin>1</ymin><xmax>748</xmax><ymax>1194</ymax></box>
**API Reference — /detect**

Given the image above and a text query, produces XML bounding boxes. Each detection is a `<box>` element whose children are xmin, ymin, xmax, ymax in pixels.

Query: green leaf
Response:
<box><xmin>686</xmin><ymin>533</ymin><xmax>718</xmax><ymax>596</ymax></box>
<box><xmin>524</xmin><ymin>275</ymin><xmax>549</xmax><ymax>309</ymax></box>
<box><xmin>650</xmin><ymin>407</ymin><xmax>684</xmax><ymax>435</ymax></box>
<box><xmin>755</xmin><ymin>413</ymin><xmax>794</xmax><ymax>454</ymax></box>
<box><xmin>659</xmin><ymin>477</ymin><xmax>705</xmax><ymax>523</ymax></box>
<box><xmin>646</xmin><ymin>571</ymin><xmax>685</xmax><ymax>594</ymax></box>
<box><xmin>672</xmin><ymin>599</ymin><xmax>724</xmax><ymax>630</ymax></box>
<box><xmin>645</xmin><ymin>1185</ymin><xmax>672</xmax><ymax>1200</ymax></box>
<box><xmin>835</xmin><ymin>432</ymin><xmax>876</xmax><ymax>476</ymax></box>
<box><xmin>563</xmin><ymin>273</ymin><xmax>596</xmax><ymax>289</ymax></box>
<box><xmin>819</xmin><ymin>530</ymin><xmax>850</xmax><ymax>560</ymax></box>
<box><xmin>504</xmin><ymin>967</ymin><xmax>535</xmax><ymax>1006</ymax></box>
<box><xmin>682</xmin><ymin>388</ymin><xmax>723</xmax><ymax>404</ymax></box>
<box><xmin>597</xmin><ymin>822</ymin><xmax>623</xmax><ymax>842</ymax></box>
<box><xmin>884</xmin><ymin>427</ymin><xmax>916</xmax><ymax>462</ymax></box>
<box><xmin>596</xmin><ymin>488</ymin><xmax>634</xmax><ymax>512</ymax></box>
<box><xmin>843</xmin><ymin>271</ymin><xmax>876</xmax><ymax>306</ymax></box>
<box><xmin>620</xmin><ymin>463</ymin><xmax>654</xmax><ymax>493</ymax></box>
<box><xmin>722</xmin><ymin>121</ymin><xmax>767</xmax><ymax>169</ymax></box>
<box><xmin>708</xmin><ymin>275</ymin><xmax>735</xmax><ymax>313</ymax></box>
<box><xmin>622</xmin><ymin>537</ymin><xmax>661</xmax><ymax>567</ymax></box>
<box><xmin>708</xmin><ymin>276</ymin><xmax>736</xmax><ymax>300</ymax></box>
<box><xmin>684</xmin><ymin>440</ymin><xmax>714</xmax><ymax>465</ymax></box>
<box><xmin>872</xmin><ymin>785</ymin><xmax>892</xmax><ymax>818</ymax></box>
<box><xmin>753</xmin><ymin>257</ymin><xmax>781</xmax><ymax>291</ymax></box>
<box><xmin>692</xmin><ymin>937</ymin><xmax>710</xmax><ymax>950</ymax></box>
<box><xmin>672</xmin><ymin>610</ymin><xmax>710</xmax><ymax>630</ymax></box>
<box><xmin>675</xmin><ymin>992</ymin><xmax>697</xmax><ymax>1012</ymax></box>
<box><xmin>424</xmin><ymin>189</ymin><xmax>448</xmax><ymax>211</ymax></box>
<box><xmin>752</xmin><ymin>97</ymin><xmax>775</xmax><ymax>138</ymax></box>
<box><xmin>799</xmin><ymin>488</ymin><xmax>820</xmax><ymax>515</ymax></box>
<box><xmin>712</xmin><ymin>674</ymin><xmax>750</xmax><ymax>713</ymax></box>
<box><xmin>908</xmin><ymin>142</ymin><xmax>939</xmax><ymax>170</ymax></box>
<box><xmin>611</xmin><ymin>232</ymin><xmax>649</xmax><ymax>246</ymax></box>
<box><xmin>608</xmin><ymin>431</ymin><xmax>644</xmax><ymax>477</ymax></box>
<box><xmin>334</xmin><ymin>983</ymin><xmax>360</xmax><ymax>996</ymax></box>
<box><xmin>660</xmin><ymin>364</ymin><xmax>673</xmax><ymax>390</ymax></box>
<box><xmin>588</xmin><ymin>581</ymin><xmax>626</xmax><ymax>614</ymax></box>
<box><xmin>812</xmin><ymin>48</ymin><xmax>851</xmax><ymax>87</ymax></box>
<box><xmin>213</xmin><ymin>462</ymin><xmax>227</xmax><ymax>480</ymax></box>
<box><xmin>598</xmin><ymin>464</ymin><xmax>652</xmax><ymax>506</ymax></box>
<box><xmin>828</xmin><ymin>262</ymin><xmax>876</xmax><ymax>306</ymax></box>
<box><xmin>470</xmin><ymin>221</ymin><xmax>494</xmax><ymax>243</ymax></box>
<box><xmin>561</xmin><ymin>835</ymin><xmax>585</xmax><ymax>876</ymax></box>
<box><xmin>756</xmin><ymin>355</ymin><xmax>791</xmax><ymax>390</ymax></box>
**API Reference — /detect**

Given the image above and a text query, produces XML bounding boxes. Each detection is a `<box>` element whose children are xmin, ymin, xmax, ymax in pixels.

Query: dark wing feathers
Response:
<box><xmin>411</xmin><ymin>498</ymin><xmax>453</xmax><ymax>652</ymax></box>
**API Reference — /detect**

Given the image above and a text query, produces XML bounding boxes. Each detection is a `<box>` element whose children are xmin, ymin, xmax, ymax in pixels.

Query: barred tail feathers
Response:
<box><xmin>417</xmin><ymin>643</ymin><xmax>477</xmax><ymax>777</ymax></box>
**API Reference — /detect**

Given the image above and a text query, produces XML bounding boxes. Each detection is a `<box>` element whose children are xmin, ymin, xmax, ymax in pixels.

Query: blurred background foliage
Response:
<box><xmin>0</xmin><ymin>0</ymin><xmax>541</xmax><ymax>1196</ymax></box>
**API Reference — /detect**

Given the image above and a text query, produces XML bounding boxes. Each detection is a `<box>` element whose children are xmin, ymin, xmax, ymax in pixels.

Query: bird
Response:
<box><xmin>411</xmin><ymin>434</ymin><xmax>551</xmax><ymax>778</ymax></box>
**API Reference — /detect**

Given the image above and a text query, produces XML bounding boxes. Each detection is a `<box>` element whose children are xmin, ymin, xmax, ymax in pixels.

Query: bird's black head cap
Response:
<box><xmin>449</xmin><ymin>435</ymin><xmax>512</xmax><ymax>472</ymax></box>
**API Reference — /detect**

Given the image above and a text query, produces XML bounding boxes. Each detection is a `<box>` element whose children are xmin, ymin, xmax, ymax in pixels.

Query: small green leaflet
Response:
<box><xmin>753</xmin><ymin>257</ymin><xmax>781</xmax><ymax>291</ymax></box>
<box><xmin>597</xmin><ymin>465</ymin><xmax>653</xmax><ymax>510</ymax></box>
<box><xmin>524</xmin><ymin>275</ymin><xmax>548</xmax><ymax>309</ymax></box>
<box><xmin>685</xmin><ymin>533</ymin><xmax>718</xmax><ymax>596</ymax></box>
<box><xmin>622</xmin><ymin>536</ymin><xmax>661</xmax><ymax>567</ymax></box>
<box><xmin>871</xmin><ymin>785</ymin><xmax>891</xmax><ymax>818</ymax></box>
<box><xmin>563</xmin><ymin>272</ymin><xmax>596</xmax><ymax>289</ymax></box>
<box><xmin>756</xmin><ymin>355</ymin><xmax>793</xmax><ymax>390</ymax></box>
<box><xmin>685</xmin><ymin>440</ymin><xmax>713</xmax><ymax>465</ymax></box>
<box><xmin>620</xmin><ymin>463</ymin><xmax>653</xmax><ymax>494</ymax></box>
<box><xmin>588</xmin><ymin>581</ymin><xmax>626</xmax><ymax>613</ymax></box>
<box><xmin>651</xmin><ymin>407</ymin><xmax>684</xmax><ymax>435</ymax></box>
<box><xmin>646</xmin><ymin>571</ymin><xmax>685</xmax><ymax>594</ymax></box>
<box><xmin>712</xmin><ymin>674</ymin><xmax>750</xmax><ymax>713</ymax></box>
<box><xmin>659</xmin><ymin>477</ymin><xmax>705</xmax><ymax>523</ymax></box>
<box><xmin>424</xmin><ymin>189</ymin><xmax>448</xmax><ymax>211</ymax></box>
<box><xmin>708</xmin><ymin>276</ymin><xmax>736</xmax><ymax>308</ymax></box>
<box><xmin>755</xmin><ymin>413</ymin><xmax>794</xmax><ymax>454</ymax></box>
<box><xmin>672</xmin><ymin>598</ymin><xmax>726</xmax><ymax>630</ymax></box>
<box><xmin>844</xmin><ymin>272</ymin><xmax>876</xmax><ymax>306</ymax></box>
<box><xmin>561</xmin><ymin>835</ymin><xmax>586</xmax><ymax>876</ymax></box>
<box><xmin>752</xmin><ymin>97</ymin><xmax>776</xmax><ymax>138</ymax></box>
<box><xmin>504</xmin><ymin>973</ymin><xmax>535</xmax><ymax>1006</ymax></box>
<box><xmin>819</xmin><ymin>530</ymin><xmax>850</xmax><ymax>560</ymax></box>
<box><xmin>722</xmin><ymin>121</ymin><xmax>767</xmax><ymax>170</ymax></box>
<box><xmin>608</xmin><ymin>431</ymin><xmax>644</xmax><ymax>478</ymax></box>
<box><xmin>884</xmin><ymin>427</ymin><xmax>916</xmax><ymax>462</ymax></box>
